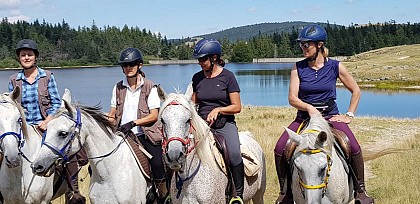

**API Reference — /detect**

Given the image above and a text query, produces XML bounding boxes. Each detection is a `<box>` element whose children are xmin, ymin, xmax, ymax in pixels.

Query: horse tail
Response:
<box><xmin>363</xmin><ymin>147</ymin><xmax>404</xmax><ymax>161</ymax></box>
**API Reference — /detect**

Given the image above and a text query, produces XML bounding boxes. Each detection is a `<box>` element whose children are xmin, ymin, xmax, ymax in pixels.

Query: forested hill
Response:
<box><xmin>195</xmin><ymin>21</ymin><xmax>331</xmax><ymax>41</ymax></box>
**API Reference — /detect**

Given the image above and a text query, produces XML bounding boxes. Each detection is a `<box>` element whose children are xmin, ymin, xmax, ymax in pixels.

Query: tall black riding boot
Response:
<box><xmin>229</xmin><ymin>161</ymin><xmax>245</xmax><ymax>204</ymax></box>
<box><xmin>66</xmin><ymin>158</ymin><xmax>86</xmax><ymax>204</ymax></box>
<box><xmin>274</xmin><ymin>152</ymin><xmax>294</xmax><ymax>204</ymax></box>
<box><xmin>351</xmin><ymin>151</ymin><xmax>375</xmax><ymax>204</ymax></box>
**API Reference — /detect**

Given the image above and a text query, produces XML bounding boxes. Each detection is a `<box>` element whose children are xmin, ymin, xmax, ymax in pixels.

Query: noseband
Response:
<box><xmin>161</xmin><ymin>100</ymin><xmax>197</xmax><ymax>155</ymax></box>
<box><xmin>41</xmin><ymin>107</ymin><xmax>82</xmax><ymax>163</ymax></box>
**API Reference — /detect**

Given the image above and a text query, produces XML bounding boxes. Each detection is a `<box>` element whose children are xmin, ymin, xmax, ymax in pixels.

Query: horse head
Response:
<box><xmin>0</xmin><ymin>87</ymin><xmax>28</xmax><ymax>168</ymax></box>
<box><xmin>285</xmin><ymin>114</ymin><xmax>334</xmax><ymax>203</ymax></box>
<box><xmin>158</xmin><ymin>84</ymin><xmax>196</xmax><ymax>171</ymax></box>
<box><xmin>31</xmin><ymin>89</ymin><xmax>84</xmax><ymax>177</ymax></box>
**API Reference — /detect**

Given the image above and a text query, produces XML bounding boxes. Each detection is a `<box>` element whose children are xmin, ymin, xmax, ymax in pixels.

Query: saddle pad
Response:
<box><xmin>123</xmin><ymin>133</ymin><xmax>151</xmax><ymax>180</ymax></box>
<box><xmin>210</xmin><ymin>139</ymin><xmax>261</xmax><ymax>177</ymax></box>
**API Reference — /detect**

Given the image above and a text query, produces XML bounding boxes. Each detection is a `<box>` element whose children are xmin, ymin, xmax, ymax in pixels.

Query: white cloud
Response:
<box><xmin>248</xmin><ymin>7</ymin><xmax>256</xmax><ymax>13</ymax></box>
<box><xmin>0</xmin><ymin>0</ymin><xmax>21</xmax><ymax>9</ymax></box>
<box><xmin>7</xmin><ymin>14</ymin><xmax>31</xmax><ymax>23</ymax></box>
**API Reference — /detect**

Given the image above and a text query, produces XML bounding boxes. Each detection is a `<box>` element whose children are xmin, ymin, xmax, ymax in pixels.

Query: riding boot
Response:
<box><xmin>350</xmin><ymin>151</ymin><xmax>375</xmax><ymax>204</ymax></box>
<box><xmin>229</xmin><ymin>161</ymin><xmax>244</xmax><ymax>204</ymax></box>
<box><xmin>66</xmin><ymin>158</ymin><xmax>86</xmax><ymax>204</ymax></box>
<box><xmin>157</xmin><ymin>181</ymin><xmax>171</xmax><ymax>204</ymax></box>
<box><xmin>274</xmin><ymin>152</ymin><xmax>294</xmax><ymax>204</ymax></box>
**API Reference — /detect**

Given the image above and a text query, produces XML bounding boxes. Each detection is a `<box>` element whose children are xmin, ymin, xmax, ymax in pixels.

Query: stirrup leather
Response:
<box><xmin>229</xmin><ymin>196</ymin><xmax>244</xmax><ymax>204</ymax></box>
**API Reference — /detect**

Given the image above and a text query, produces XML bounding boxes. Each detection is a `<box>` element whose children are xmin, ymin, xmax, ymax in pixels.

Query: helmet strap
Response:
<box><xmin>206</xmin><ymin>56</ymin><xmax>216</xmax><ymax>73</ymax></box>
<box><xmin>306</xmin><ymin>42</ymin><xmax>320</xmax><ymax>61</ymax></box>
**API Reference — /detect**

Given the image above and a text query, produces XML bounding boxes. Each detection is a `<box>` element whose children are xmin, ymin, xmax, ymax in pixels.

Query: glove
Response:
<box><xmin>118</xmin><ymin>121</ymin><xmax>136</xmax><ymax>134</ymax></box>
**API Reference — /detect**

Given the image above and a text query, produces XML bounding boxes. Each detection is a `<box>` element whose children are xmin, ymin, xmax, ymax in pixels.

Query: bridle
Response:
<box><xmin>294</xmin><ymin>128</ymin><xmax>333</xmax><ymax>198</ymax></box>
<box><xmin>41</xmin><ymin>107</ymin><xmax>82</xmax><ymax>163</ymax></box>
<box><xmin>161</xmin><ymin>100</ymin><xmax>197</xmax><ymax>155</ymax></box>
<box><xmin>0</xmin><ymin>100</ymin><xmax>31</xmax><ymax>163</ymax></box>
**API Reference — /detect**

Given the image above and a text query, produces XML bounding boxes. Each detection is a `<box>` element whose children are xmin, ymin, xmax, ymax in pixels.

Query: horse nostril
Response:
<box><xmin>31</xmin><ymin>164</ymin><xmax>45</xmax><ymax>174</ymax></box>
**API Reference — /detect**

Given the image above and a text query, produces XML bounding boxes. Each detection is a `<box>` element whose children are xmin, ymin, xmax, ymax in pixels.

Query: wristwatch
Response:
<box><xmin>345</xmin><ymin>111</ymin><xmax>355</xmax><ymax>118</ymax></box>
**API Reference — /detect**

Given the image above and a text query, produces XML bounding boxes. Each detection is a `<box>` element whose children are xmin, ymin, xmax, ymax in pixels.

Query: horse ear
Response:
<box><xmin>184</xmin><ymin>82</ymin><xmax>193</xmax><ymax>101</ymax></box>
<box><xmin>157</xmin><ymin>84</ymin><xmax>168</xmax><ymax>101</ymax></box>
<box><xmin>61</xmin><ymin>88</ymin><xmax>72</xmax><ymax>107</ymax></box>
<box><xmin>11</xmin><ymin>86</ymin><xmax>21</xmax><ymax>101</ymax></box>
<box><xmin>316</xmin><ymin>131</ymin><xmax>328</xmax><ymax>146</ymax></box>
<box><xmin>284</xmin><ymin>127</ymin><xmax>301</xmax><ymax>145</ymax></box>
<box><xmin>63</xmin><ymin>99</ymin><xmax>74</xmax><ymax>118</ymax></box>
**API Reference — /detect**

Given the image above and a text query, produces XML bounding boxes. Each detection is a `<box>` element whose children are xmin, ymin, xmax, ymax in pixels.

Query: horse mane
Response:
<box><xmin>0</xmin><ymin>92</ymin><xmax>29</xmax><ymax>138</ymax></box>
<box><xmin>55</xmin><ymin>103</ymin><xmax>114</xmax><ymax>137</ymax></box>
<box><xmin>160</xmin><ymin>92</ymin><xmax>218</xmax><ymax>170</ymax></box>
<box><xmin>296</xmin><ymin>114</ymin><xmax>335</xmax><ymax>153</ymax></box>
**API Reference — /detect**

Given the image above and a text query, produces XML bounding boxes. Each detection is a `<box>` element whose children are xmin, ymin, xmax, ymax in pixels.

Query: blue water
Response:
<box><xmin>1</xmin><ymin>63</ymin><xmax>419</xmax><ymax>118</ymax></box>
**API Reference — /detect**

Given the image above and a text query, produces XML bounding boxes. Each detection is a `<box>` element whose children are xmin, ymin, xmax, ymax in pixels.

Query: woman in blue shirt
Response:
<box><xmin>274</xmin><ymin>25</ymin><xmax>374</xmax><ymax>204</ymax></box>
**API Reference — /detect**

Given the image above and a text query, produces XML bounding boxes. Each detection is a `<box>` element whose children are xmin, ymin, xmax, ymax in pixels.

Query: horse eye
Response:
<box><xmin>58</xmin><ymin>131</ymin><xmax>68</xmax><ymax>138</ymax></box>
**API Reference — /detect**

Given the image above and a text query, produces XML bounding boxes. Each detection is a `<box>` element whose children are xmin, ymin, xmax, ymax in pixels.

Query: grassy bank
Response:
<box><xmin>343</xmin><ymin>44</ymin><xmax>420</xmax><ymax>90</ymax></box>
<box><xmin>52</xmin><ymin>106</ymin><xmax>420</xmax><ymax>203</ymax></box>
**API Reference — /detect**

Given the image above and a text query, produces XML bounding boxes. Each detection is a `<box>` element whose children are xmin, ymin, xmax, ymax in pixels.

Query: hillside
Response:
<box><xmin>194</xmin><ymin>21</ymin><xmax>333</xmax><ymax>41</ymax></box>
<box><xmin>343</xmin><ymin>44</ymin><xmax>420</xmax><ymax>89</ymax></box>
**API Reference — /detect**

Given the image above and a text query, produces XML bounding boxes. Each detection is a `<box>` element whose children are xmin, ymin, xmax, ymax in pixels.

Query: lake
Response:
<box><xmin>1</xmin><ymin>63</ymin><xmax>419</xmax><ymax>118</ymax></box>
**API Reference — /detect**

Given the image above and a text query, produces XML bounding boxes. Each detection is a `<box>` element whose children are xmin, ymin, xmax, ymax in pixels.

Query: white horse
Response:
<box><xmin>30</xmin><ymin>89</ymin><xmax>149</xmax><ymax>204</ymax></box>
<box><xmin>157</xmin><ymin>85</ymin><xmax>266</xmax><ymax>204</ymax></box>
<box><xmin>284</xmin><ymin>114</ymin><xmax>353</xmax><ymax>204</ymax></box>
<box><xmin>0</xmin><ymin>87</ymin><xmax>66</xmax><ymax>204</ymax></box>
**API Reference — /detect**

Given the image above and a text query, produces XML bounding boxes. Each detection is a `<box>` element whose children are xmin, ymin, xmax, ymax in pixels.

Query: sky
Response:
<box><xmin>1</xmin><ymin>0</ymin><xmax>420</xmax><ymax>39</ymax></box>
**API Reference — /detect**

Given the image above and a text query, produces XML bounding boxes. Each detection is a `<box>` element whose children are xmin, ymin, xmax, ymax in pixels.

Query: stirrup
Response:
<box><xmin>229</xmin><ymin>196</ymin><xmax>244</xmax><ymax>204</ymax></box>
<box><xmin>163</xmin><ymin>194</ymin><xmax>172</xmax><ymax>204</ymax></box>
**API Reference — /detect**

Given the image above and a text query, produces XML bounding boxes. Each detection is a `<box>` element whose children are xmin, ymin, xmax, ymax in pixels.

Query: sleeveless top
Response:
<box><xmin>296</xmin><ymin>58</ymin><xmax>340</xmax><ymax>119</ymax></box>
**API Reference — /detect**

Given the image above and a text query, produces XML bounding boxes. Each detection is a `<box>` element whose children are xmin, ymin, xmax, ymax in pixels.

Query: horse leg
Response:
<box><xmin>274</xmin><ymin>152</ymin><xmax>294</xmax><ymax>204</ymax></box>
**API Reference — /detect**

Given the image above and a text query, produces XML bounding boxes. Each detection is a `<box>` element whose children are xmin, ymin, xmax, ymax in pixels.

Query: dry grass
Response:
<box><xmin>342</xmin><ymin>44</ymin><xmax>420</xmax><ymax>88</ymax></box>
<box><xmin>52</xmin><ymin>106</ymin><xmax>420</xmax><ymax>203</ymax></box>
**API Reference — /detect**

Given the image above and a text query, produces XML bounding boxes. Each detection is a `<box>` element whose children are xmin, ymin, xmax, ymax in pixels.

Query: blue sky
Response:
<box><xmin>1</xmin><ymin>0</ymin><xmax>419</xmax><ymax>39</ymax></box>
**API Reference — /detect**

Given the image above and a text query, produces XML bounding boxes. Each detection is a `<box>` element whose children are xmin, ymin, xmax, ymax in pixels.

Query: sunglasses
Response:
<box><xmin>121</xmin><ymin>62</ymin><xmax>138</xmax><ymax>67</ymax></box>
<box><xmin>299</xmin><ymin>42</ymin><xmax>312</xmax><ymax>49</ymax></box>
<box><xmin>197</xmin><ymin>56</ymin><xmax>209</xmax><ymax>62</ymax></box>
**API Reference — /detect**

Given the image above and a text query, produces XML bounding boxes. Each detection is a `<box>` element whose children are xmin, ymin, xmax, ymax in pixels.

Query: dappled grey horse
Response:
<box><xmin>30</xmin><ymin>89</ymin><xmax>150</xmax><ymax>204</ymax></box>
<box><xmin>0</xmin><ymin>87</ymin><xmax>66</xmax><ymax>204</ymax></box>
<box><xmin>285</xmin><ymin>114</ymin><xmax>353</xmax><ymax>204</ymax></box>
<box><xmin>157</xmin><ymin>84</ymin><xmax>266</xmax><ymax>204</ymax></box>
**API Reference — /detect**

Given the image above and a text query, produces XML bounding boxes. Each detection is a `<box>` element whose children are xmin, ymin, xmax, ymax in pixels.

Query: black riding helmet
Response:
<box><xmin>118</xmin><ymin>47</ymin><xmax>143</xmax><ymax>65</ymax></box>
<box><xmin>16</xmin><ymin>39</ymin><xmax>39</xmax><ymax>57</ymax></box>
<box><xmin>193</xmin><ymin>38</ymin><xmax>222</xmax><ymax>59</ymax></box>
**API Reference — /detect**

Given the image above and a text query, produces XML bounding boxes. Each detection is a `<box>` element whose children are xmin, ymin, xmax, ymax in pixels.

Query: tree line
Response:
<box><xmin>1</xmin><ymin>18</ymin><xmax>420</xmax><ymax>68</ymax></box>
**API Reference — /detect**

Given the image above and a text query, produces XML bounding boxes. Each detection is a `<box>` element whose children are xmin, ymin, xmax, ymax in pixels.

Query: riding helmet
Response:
<box><xmin>118</xmin><ymin>47</ymin><xmax>144</xmax><ymax>64</ymax></box>
<box><xmin>297</xmin><ymin>25</ymin><xmax>327</xmax><ymax>42</ymax></box>
<box><xmin>16</xmin><ymin>39</ymin><xmax>39</xmax><ymax>57</ymax></box>
<box><xmin>193</xmin><ymin>38</ymin><xmax>222</xmax><ymax>59</ymax></box>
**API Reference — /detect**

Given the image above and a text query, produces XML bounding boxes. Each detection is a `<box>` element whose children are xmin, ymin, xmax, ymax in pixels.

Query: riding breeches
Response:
<box><xmin>137</xmin><ymin>134</ymin><xmax>166</xmax><ymax>181</ymax></box>
<box><xmin>211</xmin><ymin>121</ymin><xmax>243</xmax><ymax>166</ymax></box>
<box><xmin>274</xmin><ymin>116</ymin><xmax>361</xmax><ymax>155</ymax></box>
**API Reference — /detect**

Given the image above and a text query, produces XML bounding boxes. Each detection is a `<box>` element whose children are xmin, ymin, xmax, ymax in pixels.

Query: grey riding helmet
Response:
<box><xmin>297</xmin><ymin>25</ymin><xmax>327</xmax><ymax>42</ymax></box>
<box><xmin>16</xmin><ymin>39</ymin><xmax>39</xmax><ymax>57</ymax></box>
<box><xmin>193</xmin><ymin>38</ymin><xmax>222</xmax><ymax>58</ymax></box>
<box><xmin>118</xmin><ymin>47</ymin><xmax>144</xmax><ymax>65</ymax></box>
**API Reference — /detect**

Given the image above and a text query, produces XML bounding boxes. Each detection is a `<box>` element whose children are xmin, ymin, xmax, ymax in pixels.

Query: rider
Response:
<box><xmin>191</xmin><ymin>38</ymin><xmax>244</xmax><ymax>204</ymax></box>
<box><xmin>107</xmin><ymin>47</ymin><xmax>170</xmax><ymax>203</ymax></box>
<box><xmin>8</xmin><ymin>39</ymin><xmax>86</xmax><ymax>204</ymax></box>
<box><xmin>273</xmin><ymin>25</ymin><xmax>375</xmax><ymax>204</ymax></box>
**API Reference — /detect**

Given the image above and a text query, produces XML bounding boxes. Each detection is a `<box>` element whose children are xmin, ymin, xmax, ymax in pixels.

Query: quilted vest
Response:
<box><xmin>115</xmin><ymin>78</ymin><xmax>163</xmax><ymax>145</ymax></box>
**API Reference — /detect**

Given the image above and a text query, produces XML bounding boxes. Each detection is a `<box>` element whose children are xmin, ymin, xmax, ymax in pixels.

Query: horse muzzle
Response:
<box><xmin>31</xmin><ymin>159</ymin><xmax>57</xmax><ymax>177</ymax></box>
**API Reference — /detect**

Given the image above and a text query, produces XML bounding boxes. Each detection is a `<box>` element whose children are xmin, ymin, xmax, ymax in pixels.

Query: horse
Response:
<box><xmin>157</xmin><ymin>84</ymin><xmax>266</xmax><ymax>204</ymax></box>
<box><xmin>30</xmin><ymin>89</ymin><xmax>149</xmax><ymax>204</ymax></box>
<box><xmin>284</xmin><ymin>114</ymin><xmax>353</xmax><ymax>204</ymax></box>
<box><xmin>0</xmin><ymin>87</ymin><xmax>66</xmax><ymax>204</ymax></box>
